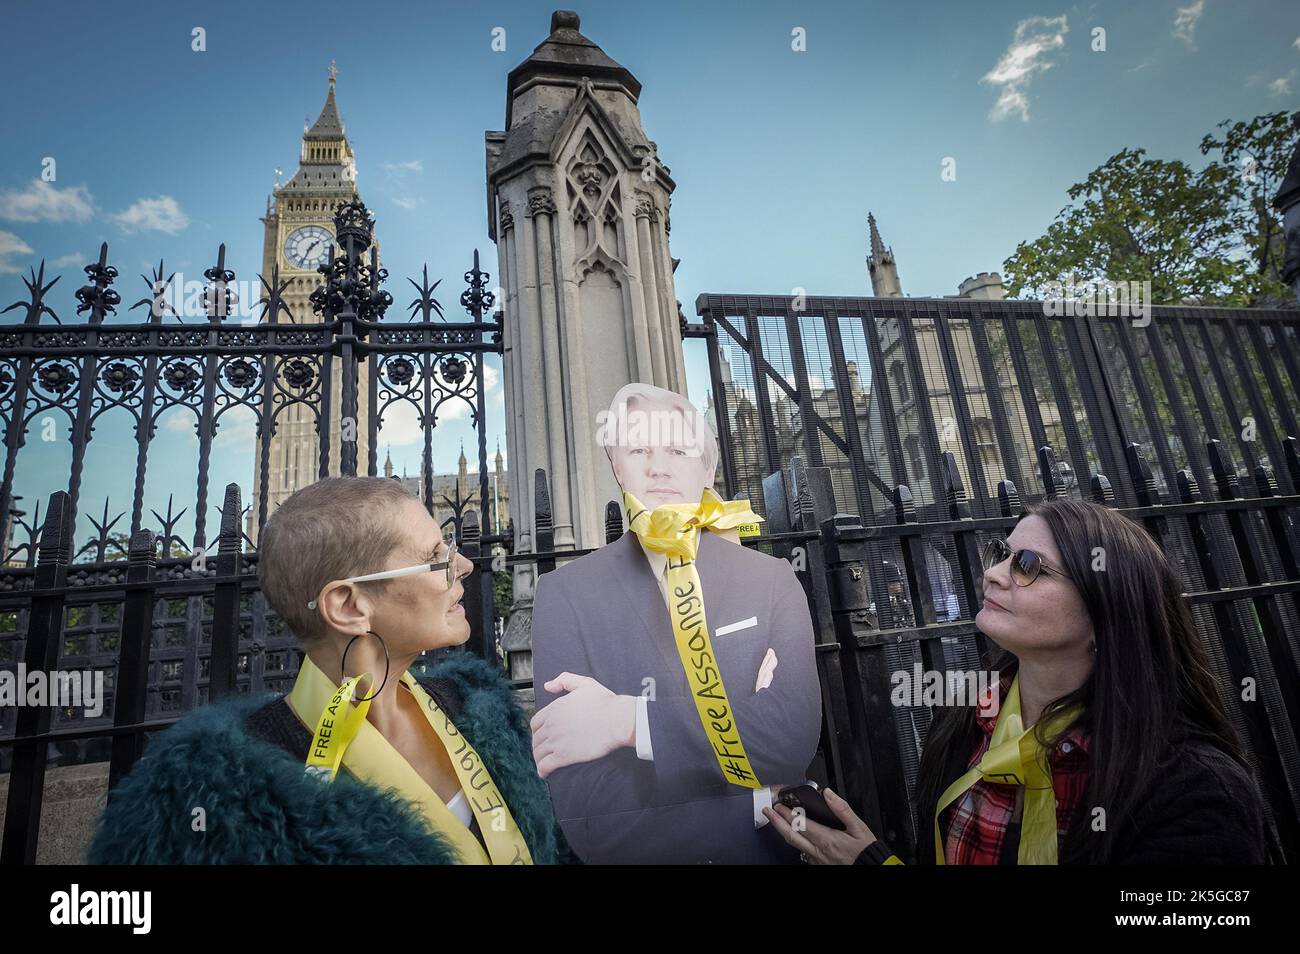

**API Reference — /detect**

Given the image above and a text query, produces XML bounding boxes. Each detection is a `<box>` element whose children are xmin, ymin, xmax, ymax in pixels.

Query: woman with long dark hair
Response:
<box><xmin>765</xmin><ymin>498</ymin><xmax>1271</xmax><ymax>864</ymax></box>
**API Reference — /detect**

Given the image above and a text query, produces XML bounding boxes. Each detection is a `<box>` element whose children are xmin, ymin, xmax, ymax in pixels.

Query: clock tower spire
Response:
<box><xmin>249</xmin><ymin>67</ymin><xmax>377</xmax><ymax>544</ymax></box>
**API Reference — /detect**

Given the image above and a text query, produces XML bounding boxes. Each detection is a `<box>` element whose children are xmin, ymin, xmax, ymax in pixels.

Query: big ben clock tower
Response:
<box><xmin>248</xmin><ymin>64</ymin><xmax>377</xmax><ymax>544</ymax></box>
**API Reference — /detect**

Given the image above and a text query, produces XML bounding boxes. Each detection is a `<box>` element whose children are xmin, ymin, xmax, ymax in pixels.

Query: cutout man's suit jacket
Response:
<box><xmin>532</xmin><ymin>529</ymin><xmax>822</xmax><ymax>864</ymax></box>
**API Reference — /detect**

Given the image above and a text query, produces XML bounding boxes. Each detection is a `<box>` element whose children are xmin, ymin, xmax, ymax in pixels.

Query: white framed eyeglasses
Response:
<box><xmin>307</xmin><ymin>542</ymin><xmax>459</xmax><ymax>610</ymax></box>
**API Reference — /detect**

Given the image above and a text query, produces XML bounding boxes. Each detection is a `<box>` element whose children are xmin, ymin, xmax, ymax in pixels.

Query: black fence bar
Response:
<box><xmin>1206</xmin><ymin>440</ymin><xmax>1300</xmax><ymax>747</ymax></box>
<box><xmin>106</xmin><ymin>529</ymin><xmax>157</xmax><ymax>791</ymax></box>
<box><xmin>1</xmin><ymin>493</ymin><xmax>72</xmax><ymax>864</ymax></box>
<box><xmin>1146</xmin><ymin>314</ymin><xmax>1211</xmax><ymax>493</ymax></box>
<box><xmin>1109</xmin><ymin>315</ymin><xmax>1180</xmax><ymax>491</ymax></box>
<box><xmin>998</xmin><ymin>309</ymin><xmax>1050</xmax><ymax>461</ymax></box>
<box><xmin>967</xmin><ymin>306</ymin><xmax>1027</xmax><ymax>496</ymax></box>
<box><xmin>695</xmin><ymin>293</ymin><xmax>1300</xmax><ymax>862</ymax></box>
<box><xmin>206</xmin><ymin>485</ymin><xmax>244</xmax><ymax>702</ymax></box>
<box><xmin>1176</xmin><ymin>466</ymin><xmax>1300</xmax><ymax>855</ymax></box>
<box><xmin>699</xmin><ymin>309</ymin><xmax>738</xmax><ymax>498</ymax></box>
<box><xmin>460</xmin><ymin>509</ymin><xmax>486</xmax><ymax>660</ymax></box>
<box><xmin>1032</xmin><ymin>313</ymin><xmax>1094</xmax><ymax>494</ymax></box>
<box><xmin>929</xmin><ymin>303</ymin><xmax>992</xmax><ymax>516</ymax></box>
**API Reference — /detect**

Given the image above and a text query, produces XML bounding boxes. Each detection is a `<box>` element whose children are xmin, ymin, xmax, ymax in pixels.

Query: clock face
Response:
<box><xmin>283</xmin><ymin>225</ymin><xmax>333</xmax><ymax>270</ymax></box>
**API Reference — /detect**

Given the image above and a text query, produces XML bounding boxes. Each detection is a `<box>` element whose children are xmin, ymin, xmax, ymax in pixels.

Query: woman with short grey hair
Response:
<box><xmin>90</xmin><ymin>475</ymin><xmax>572</xmax><ymax>864</ymax></box>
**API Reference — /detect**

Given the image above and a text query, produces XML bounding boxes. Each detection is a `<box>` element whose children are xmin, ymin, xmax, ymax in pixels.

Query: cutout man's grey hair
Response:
<box><xmin>600</xmin><ymin>382</ymin><xmax>718</xmax><ymax>477</ymax></box>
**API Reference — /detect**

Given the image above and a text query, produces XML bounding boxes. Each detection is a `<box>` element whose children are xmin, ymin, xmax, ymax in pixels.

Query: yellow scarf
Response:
<box><xmin>288</xmin><ymin>654</ymin><xmax>533</xmax><ymax>865</ymax></box>
<box><xmin>623</xmin><ymin>486</ymin><xmax>766</xmax><ymax>789</ymax></box>
<box><xmin>933</xmin><ymin>673</ymin><xmax>1081</xmax><ymax>864</ymax></box>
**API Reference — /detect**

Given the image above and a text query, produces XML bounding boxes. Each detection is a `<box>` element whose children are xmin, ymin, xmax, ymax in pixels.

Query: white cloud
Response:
<box><xmin>164</xmin><ymin>411</ymin><xmax>197</xmax><ymax>435</ymax></box>
<box><xmin>0</xmin><ymin>180</ymin><xmax>95</xmax><ymax>224</ymax></box>
<box><xmin>50</xmin><ymin>252</ymin><xmax>85</xmax><ymax>268</ymax></box>
<box><xmin>213</xmin><ymin>405</ymin><xmax>258</xmax><ymax>447</ymax></box>
<box><xmin>381</xmin><ymin>159</ymin><xmax>424</xmax><ymax>210</ymax></box>
<box><xmin>0</xmin><ymin>230</ymin><xmax>34</xmax><ymax>274</ymax></box>
<box><xmin>982</xmin><ymin>16</ymin><xmax>1069</xmax><ymax>122</ymax></box>
<box><xmin>1293</xmin><ymin>36</ymin><xmax>1300</xmax><ymax>52</ymax></box>
<box><xmin>1174</xmin><ymin>1</ymin><xmax>1205</xmax><ymax>49</ymax></box>
<box><xmin>110</xmin><ymin>196</ymin><xmax>190</xmax><ymax>235</ymax></box>
<box><xmin>1269</xmin><ymin>71</ymin><xmax>1295</xmax><ymax>96</ymax></box>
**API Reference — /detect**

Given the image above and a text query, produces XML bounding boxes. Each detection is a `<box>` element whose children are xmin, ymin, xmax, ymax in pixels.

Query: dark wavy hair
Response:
<box><xmin>912</xmin><ymin>497</ymin><xmax>1247</xmax><ymax>864</ymax></box>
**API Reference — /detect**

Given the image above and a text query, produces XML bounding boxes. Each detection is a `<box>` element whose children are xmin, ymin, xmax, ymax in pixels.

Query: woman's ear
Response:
<box><xmin>316</xmin><ymin>580</ymin><xmax>370</xmax><ymax>634</ymax></box>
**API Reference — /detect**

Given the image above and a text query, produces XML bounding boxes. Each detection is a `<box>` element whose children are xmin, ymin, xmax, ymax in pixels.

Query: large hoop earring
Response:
<box><xmin>340</xmin><ymin>630</ymin><xmax>391</xmax><ymax>701</ymax></box>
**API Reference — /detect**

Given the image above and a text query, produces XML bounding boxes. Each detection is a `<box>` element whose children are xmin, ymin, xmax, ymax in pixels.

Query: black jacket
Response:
<box><xmin>1088</xmin><ymin>737</ymin><xmax>1272</xmax><ymax>865</ymax></box>
<box><xmin>901</xmin><ymin>734</ymin><xmax>1272</xmax><ymax>865</ymax></box>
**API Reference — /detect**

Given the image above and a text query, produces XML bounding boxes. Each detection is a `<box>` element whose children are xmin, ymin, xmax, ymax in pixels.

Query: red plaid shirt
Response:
<box><xmin>939</xmin><ymin>671</ymin><xmax>1090</xmax><ymax>865</ymax></box>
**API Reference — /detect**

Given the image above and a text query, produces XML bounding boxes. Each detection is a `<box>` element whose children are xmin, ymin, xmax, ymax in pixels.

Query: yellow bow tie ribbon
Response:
<box><xmin>933</xmin><ymin>673</ymin><xmax>1082</xmax><ymax>864</ymax></box>
<box><xmin>623</xmin><ymin>487</ymin><xmax>765</xmax><ymax>788</ymax></box>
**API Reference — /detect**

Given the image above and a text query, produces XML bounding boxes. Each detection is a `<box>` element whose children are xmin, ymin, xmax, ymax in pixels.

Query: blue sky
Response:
<box><xmin>0</xmin><ymin>0</ymin><xmax>1296</xmax><ymax>551</ymax></box>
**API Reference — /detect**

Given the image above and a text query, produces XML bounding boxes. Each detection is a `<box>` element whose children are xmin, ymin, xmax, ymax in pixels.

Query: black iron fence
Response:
<box><xmin>0</xmin><ymin>200</ymin><xmax>503</xmax><ymax>561</ymax></box>
<box><xmin>0</xmin><ymin>195</ymin><xmax>513</xmax><ymax>862</ymax></box>
<box><xmin>0</xmin><ymin>459</ymin><xmax>637</xmax><ymax>863</ymax></box>
<box><xmin>4</xmin><ymin>265</ymin><xmax>1299</xmax><ymax>864</ymax></box>
<box><xmin>688</xmin><ymin>293</ymin><xmax>1300</xmax><ymax>862</ymax></box>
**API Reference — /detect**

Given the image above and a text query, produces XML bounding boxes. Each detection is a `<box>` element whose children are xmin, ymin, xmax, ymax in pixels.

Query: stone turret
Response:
<box><xmin>486</xmin><ymin>10</ymin><xmax>686</xmax><ymax>554</ymax></box>
<box><xmin>957</xmin><ymin>272</ymin><xmax>1006</xmax><ymax>300</ymax></box>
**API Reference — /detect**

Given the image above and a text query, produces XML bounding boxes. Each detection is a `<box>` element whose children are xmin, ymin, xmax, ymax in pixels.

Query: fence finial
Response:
<box><xmin>1090</xmin><ymin>473</ymin><xmax>1115</xmax><ymax>506</ymax></box>
<box><xmin>996</xmin><ymin>478</ymin><xmax>1021</xmax><ymax>518</ymax></box>
<box><xmin>1205</xmin><ymin>439</ymin><xmax>1240</xmax><ymax>500</ymax></box>
<box><xmin>1038</xmin><ymin>445</ymin><xmax>1061</xmax><ymax>500</ymax></box>
<box><xmin>1125</xmin><ymin>443</ymin><xmax>1158</xmax><ymax>506</ymax></box>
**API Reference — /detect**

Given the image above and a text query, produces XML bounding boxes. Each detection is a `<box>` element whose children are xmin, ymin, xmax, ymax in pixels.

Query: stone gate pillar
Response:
<box><xmin>487</xmin><ymin>10</ymin><xmax>687</xmax><ymax>677</ymax></box>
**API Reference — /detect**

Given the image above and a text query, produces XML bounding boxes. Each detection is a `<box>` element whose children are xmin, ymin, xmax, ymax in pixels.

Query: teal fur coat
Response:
<box><xmin>88</xmin><ymin>652</ymin><xmax>575</xmax><ymax>864</ymax></box>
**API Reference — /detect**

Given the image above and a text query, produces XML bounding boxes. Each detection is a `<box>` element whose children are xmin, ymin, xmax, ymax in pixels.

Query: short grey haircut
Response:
<box><xmin>257</xmin><ymin>476</ymin><xmax>419</xmax><ymax>644</ymax></box>
<box><xmin>600</xmin><ymin>382</ymin><xmax>718</xmax><ymax>477</ymax></box>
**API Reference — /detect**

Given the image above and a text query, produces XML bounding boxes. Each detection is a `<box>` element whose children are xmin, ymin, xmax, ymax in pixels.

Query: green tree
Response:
<box><xmin>1003</xmin><ymin>147</ymin><xmax>1243</xmax><ymax>304</ymax></box>
<box><xmin>994</xmin><ymin>115</ymin><xmax>1300</xmax><ymax>478</ymax></box>
<box><xmin>1199</xmin><ymin>110</ymin><xmax>1299</xmax><ymax>306</ymax></box>
<box><xmin>1004</xmin><ymin>112</ymin><xmax>1300</xmax><ymax>307</ymax></box>
<box><xmin>492</xmin><ymin>556</ymin><xmax>513</xmax><ymax>619</ymax></box>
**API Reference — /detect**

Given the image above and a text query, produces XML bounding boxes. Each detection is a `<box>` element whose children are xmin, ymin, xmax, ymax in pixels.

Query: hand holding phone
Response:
<box><xmin>777</xmin><ymin>783</ymin><xmax>846</xmax><ymax>831</ymax></box>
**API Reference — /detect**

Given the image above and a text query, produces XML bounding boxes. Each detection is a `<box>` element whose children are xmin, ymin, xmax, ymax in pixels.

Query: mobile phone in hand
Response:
<box><xmin>777</xmin><ymin>783</ymin><xmax>846</xmax><ymax>831</ymax></box>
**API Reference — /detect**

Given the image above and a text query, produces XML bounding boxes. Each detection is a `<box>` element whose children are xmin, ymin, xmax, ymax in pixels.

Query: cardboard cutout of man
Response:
<box><xmin>529</xmin><ymin>383</ymin><xmax>822</xmax><ymax>863</ymax></box>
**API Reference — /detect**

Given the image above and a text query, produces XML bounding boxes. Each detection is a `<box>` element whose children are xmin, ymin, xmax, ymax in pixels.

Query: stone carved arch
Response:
<box><xmin>564</xmin><ymin>131</ymin><xmax>627</xmax><ymax>281</ymax></box>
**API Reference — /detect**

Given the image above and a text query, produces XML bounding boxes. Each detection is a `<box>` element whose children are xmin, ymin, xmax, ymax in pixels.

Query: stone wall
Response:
<box><xmin>0</xmin><ymin>762</ymin><xmax>108</xmax><ymax>864</ymax></box>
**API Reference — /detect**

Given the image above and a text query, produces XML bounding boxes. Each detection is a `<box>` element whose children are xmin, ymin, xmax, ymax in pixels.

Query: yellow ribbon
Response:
<box><xmin>623</xmin><ymin>486</ymin><xmax>766</xmax><ymax>789</ymax></box>
<box><xmin>933</xmin><ymin>673</ymin><xmax>1082</xmax><ymax>865</ymax></box>
<box><xmin>421</xmin><ymin>687</ymin><xmax>534</xmax><ymax>865</ymax></box>
<box><xmin>305</xmin><ymin>673</ymin><xmax>374</xmax><ymax>782</ymax></box>
<box><xmin>293</xmin><ymin>656</ymin><xmax>533</xmax><ymax>865</ymax></box>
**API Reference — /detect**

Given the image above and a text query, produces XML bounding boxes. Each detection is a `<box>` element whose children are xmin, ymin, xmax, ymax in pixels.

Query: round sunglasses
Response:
<box><xmin>980</xmin><ymin>537</ymin><xmax>1070</xmax><ymax>587</ymax></box>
